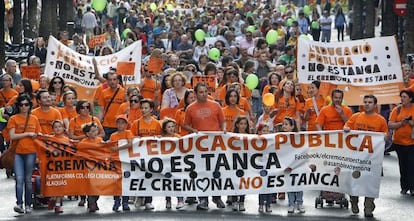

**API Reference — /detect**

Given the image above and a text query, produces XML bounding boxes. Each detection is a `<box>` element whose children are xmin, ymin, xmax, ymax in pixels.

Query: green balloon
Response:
<box><xmin>286</xmin><ymin>18</ymin><xmax>293</xmax><ymax>26</ymax></box>
<box><xmin>280</xmin><ymin>5</ymin><xmax>287</xmax><ymax>13</ymax></box>
<box><xmin>122</xmin><ymin>28</ymin><xmax>132</xmax><ymax>39</ymax></box>
<box><xmin>92</xmin><ymin>0</ymin><xmax>107</xmax><ymax>12</ymax></box>
<box><xmin>0</xmin><ymin>107</ymin><xmax>6</xmax><ymax>123</ymax></box>
<box><xmin>266</xmin><ymin>30</ymin><xmax>278</xmax><ymax>45</ymax></box>
<box><xmin>311</xmin><ymin>21</ymin><xmax>319</xmax><ymax>29</ymax></box>
<box><xmin>246</xmin><ymin>74</ymin><xmax>259</xmax><ymax>90</ymax></box>
<box><xmin>195</xmin><ymin>29</ymin><xmax>206</xmax><ymax>42</ymax></box>
<box><xmin>291</xmin><ymin>14</ymin><xmax>297</xmax><ymax>21</ymax></box>
<box><xmin>303</xmin><ymin>5</ymin><xmax>311</xmax><ymax>15</ymax></box>
<box><xmin>246</xmin><ymin>25</ymin><xmax>255</xmax><ymax>33</ymax></box>
<box><xmin>208</xmin><ymin>48</ymin><xmax>221</xmax><ymax>61</ymax></box>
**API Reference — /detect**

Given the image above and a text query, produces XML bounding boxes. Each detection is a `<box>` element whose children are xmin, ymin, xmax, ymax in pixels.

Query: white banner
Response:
<box><xmin>120</xmin><ymin>130</ymin><xmax>385</xmax><ymax>198</ymax></box>
<box><xmin>45</xmin><ymin>36</ymin><xmax>142</xmax><ymax>99</ymax></box>
<box><xmin>297</xmin><ymin>36</ymin><xmax>403</xmax><ymax>86</ymax></box>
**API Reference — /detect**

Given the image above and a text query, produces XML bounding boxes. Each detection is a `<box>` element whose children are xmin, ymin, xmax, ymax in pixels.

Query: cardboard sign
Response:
<box><xmin>88</xmin><ymin>34</ymin><xmax>106</xmax><ymax>48</ymax></box>
<box><xmin>147</xmin><ymin>57</ymin><xmax>164</xmax><ymax>74</ymax></box>
<box><xmin>192</xmin><ymin>75</ymin><xmax>216</xmax><ymax>93</ymax></box>
<box><xmin>21</xmin><ymin>65</ymin><xmax>41</xmax><ymax>80</ymax></box>
<box><xmin>117</xmin><ymin>62</ymin><xmax>136</xmax><ymax>76</ymax></box>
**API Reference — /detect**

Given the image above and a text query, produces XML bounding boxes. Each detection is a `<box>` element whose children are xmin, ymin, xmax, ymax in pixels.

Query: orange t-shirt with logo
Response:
<box><xmin>110</xmin><ymin>130</ymin><xmax>134</xmax><ymax>142</ymax></box>
<box><xmin>32</xmin><ymin>107</ymin><xmax>63</xmax><ymax>135</ymax></box>
<box><xmin>345</xmin><ymin>112</ymin><xmax>388</xmax><ymax>134</ymax></box>
<box><xmin>0</xmin><ymin>88</ymin><xmax>18</xmax><ymax>107</ymax></box>
<box><xmin>7</xmin><ymin>114</ymin><xmax>42</xmax><ymax>154</ymax></box>
<box><xmin>184</xmin><ymin>100</ymin><xmax>225</xmax><ymax>131</ymax></box>
<box><xmin>175</xmin><ymin>108</ymin><xmax>190</xmax><ymax>136</ymax></box>
<box><xmin>304</xmin><ymin>96</ymin><xmax>326</xmax><ymax>131</ymax></box>
<box><xmin>389</xmin><ymin>105</ymin><xmax>414</xmax><ymax>146</ymax></box>
<box><xmin>98</xmin><ymin>87</ymin><xmax>125</xmax><ymax>128</ymax></box>
<box><xmin>317</xmin><ymin>104</ymin><xmax>353</xmax><ymax>130</ymax></box>
<box><xmin>130</xmin><ymin>116</ymin><xmax>161</xmax><ymax>137</ymax></box>
<box><xmin>58</xmin><ymin>106</ymin><xmax>78</xmax><ymax>121</ymax></box>
<box><xmin>116</xmin><ymin>102</ymin><xmax>142</xmax><ymax>123</ymax></box>
<box><xmin>273</xmin><ymin>95</ymin><xmax>301</xmax><ymax>125</ymax></box>
<box><xmin>222</xmin><ymin>106</ymin><xmax>246</xmax><ymax>132</ymax></box>
<box><xmin>68</xmin><ymin>115</ymin><xmax>104</xmax><ymax>137</ymax></box>
<box><xmin>140</xmin><ymin>78</ymin><xmax>161</xmax><ymax>101</ymax></box>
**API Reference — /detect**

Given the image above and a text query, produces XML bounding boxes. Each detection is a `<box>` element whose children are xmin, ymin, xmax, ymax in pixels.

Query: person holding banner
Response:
<box><xmin>388</xmin><ymin>89</ymin><xmax>414</xmax><ymax>197</ymax></box>
<box><xmin>257</xmin><ymin>123</ymin><xmax>273</xmax><ymax>213</ymax></box>
<box><xmin>98</xmin><ymin>71</ymin><xmax>125</xmax><ymax>141</ymax></box>
<box><xmin>7</xmin><ymin>94</ymin><xmax>42</xmax><ymax>214</ymax></box>
<box><xmin>32</xmin><ymin>90</ymin><xmax>63</xmax><ymax>135</ymax></box>
<box><xmin>68</xmin><ymin>100</ymin><xmax>105</xmax><ymax>142</ymax></box>
<box><xmin>183</xmin><ymin>82</ymin><xmax>226</xmax><ymax>210</ymax></box>
<box><xmin>316</xmin><ymin>89</ymin><xmax>353</xmax><ymax>131</ymax></box>
<box><xmin>344</xmin><ymin>94</ymin><xmax>388</xmax><ymax>217</ymax></box>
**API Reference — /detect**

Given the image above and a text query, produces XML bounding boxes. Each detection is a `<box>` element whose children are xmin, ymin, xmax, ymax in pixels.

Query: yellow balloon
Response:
<box><xmin>150</xmin><ymin>3</ymin><xmax>157</xmax><ymax>11</ymax></box>
<box><xmin>263</xmin><ymin>93</ymin><xmax>275</xmax><ymax>107</ymax></box>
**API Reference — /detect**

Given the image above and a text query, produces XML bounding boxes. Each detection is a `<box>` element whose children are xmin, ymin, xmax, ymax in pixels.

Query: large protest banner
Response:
<box><xmin>297</xmin><ymin>36</ymin><xmax>404</xmax><ymax>105</ymax></box>
<box><xmin>35</xmin><ymin>131</ymin><xmax>385</xmax><ymax>198</ymax></box>
<box><xmin>44</xmin><ymin>36</ymin><xmax>142</xmax><ymax>100</ymax></box>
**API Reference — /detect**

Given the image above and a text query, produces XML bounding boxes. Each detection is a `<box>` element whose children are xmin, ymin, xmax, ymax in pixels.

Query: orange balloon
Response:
<box><xmin>263</xmin><ymin>93</ymin><xmax>275</xmax><ymax>107</ymax></box>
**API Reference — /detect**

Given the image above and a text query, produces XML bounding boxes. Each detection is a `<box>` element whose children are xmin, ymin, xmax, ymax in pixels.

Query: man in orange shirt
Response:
<box><xmin>98</xmin><ymin>71</ymin><xmax>125</xmax><ymax>140</ymax></box>
<box><xmin>183</xmin><ymin>82</ymin><xmax>226</xmax><ymax>210</ymax></box>
<box><xmin>344</xmin><ymin>94</ymin><xmax>388</xmax><ymax>218</ymax></box>
<box><xmin>316</xmin><ymin>89</ymin><xmax>353</xmax><ymax>131</ymax></box>
<box><xmin>32</xmin><ymin>90</ymin><xmax>62</xmax><ymax>135</ymax></box>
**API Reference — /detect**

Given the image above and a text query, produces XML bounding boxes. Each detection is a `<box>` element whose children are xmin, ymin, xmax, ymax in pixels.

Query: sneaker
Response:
<box><xmin>196</xmin><ymin>202</ymin><xmax>209</xmax><ymax>210</ymax></box>
<box><xmin>145</xmin><ymin>203</ymin><xmax>154</xmax><ymax>210</ymax></box>
<box><xmin>78</xmin><ymin>199</ymin><xmax>85</xmax><ymax>207</ymax></box>
<box><xmin>25</xmin><ymin>206</ymin><xmax>32</xmax><ymax>214</ymax></box>
<box><xmin>297</xmin><ymin>204</ymin><xmax>305</xmax><ymax>213</ymax></box>
<box><xmin>232</xmin><ymin>202</ymin><xmax>239</xmax><ymax>211</ymax></box>
<box><xmin>265</xmin><ymin>204</ymin><xmax>272</xmax><ymax>213</ymax></box>
<box><xmin>239</xmin><ymin>202</ymin><xmax>245</xmax><ymax>211</ymax></box>
<box><xmin>410</xmin><ymin>190</ymin><xmax>414</xmax><ymax>196</ymax></box>
<box><xmin>258</xmin><ymin>205</ymin><xmax>264</xmax><ymax>213</ymax></box>
<box><xmin>278</xmin><ymin>192</ymin><xmax>285</xmax><ymax>200</ymax></box>
<box><xmin>351</xmin><ymin>201</ymin><xmax>359</xmax><ymax>214</ymax></box>
<box><xmin>176</xmin><ymin>200</ymin><xmax>185</xmax><ymax>210</ymax></box>
<box><xmin>48</xmin><ymin>199</ymin><xmax>56</xmax><ymax>210</ymax></box>
<box><xmin>288</xmin><ymin>205</ymin><xmax>295</xmax><ymax>213</ymax></box>
<box><xmin>166</xmin><ymin>199</ymin><xmax>172</xmax><ymax>209</ymax></box>
<box><xmin>134</xmin><ymin>197</ymin><xmax>144</xmax><ymax>208</ymax></box>
<box><xmin>185</xmin><ymin>197</ymin><xmax>198</xmax><ymax>204</ymax></box>
<box><xmin>112</xmin><ymin>201</ymin><xmax>121</xmax><ymax>212</ymax></box>
<box><xmin>226</xmin><ymin>197</ymin><xmax>233</xmax><ymax>206</ymax></box>
<box><xmin>213</xmin><ymin>198</ymin><xmax>225</xmax><ymax>208</ymax></box>
<box><xmin>122</xmin><ymin>204</ymin><xmax>130</xmax><ymax>211</ymax></box>
<box><xmin>54</xmin><ymin>206</ymin><xmax>63</xmax><ymax>214</ymax></box>
<box><xmin>13</xmin><ymin>204</ymin><xmax>24</xmax><ymax>214</ymax></box>
<box><xmin>364</xmin><ymin>208</ymin><xmax>374</xmax><ymax>218</ymax></box>
<box><xmin>88</xmin><ymin>203</ymin><xmax>98</xmax><ymax>213</ymax></box>
<box><xmin>400</xmin><ymin>189</ymin><xmax>408</xmax><ymax>195</ymax></box>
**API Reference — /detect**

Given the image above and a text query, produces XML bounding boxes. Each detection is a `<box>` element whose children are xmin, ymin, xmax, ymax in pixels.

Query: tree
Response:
<box><xmin>364</xmin><ymin>0</ymin><xmax>376</xmax><ymax>38</ymax></box>
<box><xmin>351</xmin><ymin>0</ymin><xmax>363</xmax><ymax>40</ymax></box>
<box><xmin>381</xmin><ymin>0</ymin><xmax>398</xmax><ymax>36</ymax></box>
<box><xmin>12</xmin><ymin>0</ymin><xmax>22</xmax><ymax>43</ymax></box>
<box><xmin>0</xmin><ymin>0</ymin><xmax>5</xmax><ymax>68</ymax></box>
<box><xmin>58</xmin><ymin>0</ymin><xmax>74</xmax><ymax>32</ymax></box>
<box><xmin>27</xmin><ymin>0</ymin><xmax>38</xmax><ymax>39</ymax></box>
<box><xmin>39</xmin><ymin>0</ymin><xmax>58</xmax><ymax>39</ymax></box>
<box><xmin>403</xmin><ymin>0</ymin><xmax>414</xmax><ymax>59</ymax></box>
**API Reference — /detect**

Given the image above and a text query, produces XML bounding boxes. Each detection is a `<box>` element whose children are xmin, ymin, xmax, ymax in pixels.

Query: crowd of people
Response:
<box><xmin>1</xmin><ymin>0</ymin><xmax>413</xmax><ymax>218</ymax></box>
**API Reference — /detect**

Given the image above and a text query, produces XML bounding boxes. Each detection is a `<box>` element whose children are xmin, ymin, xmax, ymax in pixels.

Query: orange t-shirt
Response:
<box><xmin>68</xmin><ymin>115</ymin><xmax>104</xmax><ymax>138</ymax></box>
<box><xmin>130</xmin><ymin>116</ymin><xmax>161</xmax><ymax>137</ymax></box>
<box><xmin>218</xmin><ymin>83</ymin><xmax>252</xmax><ymax>102</ymax></box>
<box><xmin>7</xmin><ymin>114</ymin><xmax>42</xmax><ymax>154</ymax></box>
<box><xmin>110</xmin><ymin>130</ymin><xmax>134</xmax><ymax>142</ymax></box>
<box><xmin>273</xmin><ymin>95</ymin><xmax>301</xmax><ymax>125</ymax></box>
<box><xmin>98</xmin><ymin>87</ymin><xmax>125</xmax><ymax>128</ymax></box>
<box><xmin>345</xmin><ymin>112</ymin><xmax>388</xmax><ymax>134</ymax></box>
<box><xmin>116</xmin><ymin>102</ymin><xmax>142</xmax><ymax>123</ymax></box>
<box><xmin>317</xmin><ymin>104</ymin><xmax>353</xmax><ymax>130</ymax></box>
<box><xmin>0</xmin><ymin>88</ymin><xmax>18</xmax><ymax>107</ymax></box>
<box><xmin>32</xmin><ymin>107</ymin><xmax>63</xmax><ymax>135</ymax></box>
<box><xmin>184</xmin><ymin>100</ymin><xmax>225</xmax><ymax>131</ymax></box>
<box><xmin>175</xmin><ymin>108</ymin><xmax>190</xmax><ymax>136</ymax></box>
<box><xmin>58</xmin><ymin>106</ymin><xmax>78</xmax><ymax>121</ymax></box>
<box><xmin>389</xmin><ymin>105</ymin><xmax>414</xmax><ymax>146</ymax></box>
<box><xmin>139</xmin><ymin>77</ymin><xmax>161</xmax><ymax>101</ymax></box>
<box><xmin>304</xmin><ymin>96</ymin><xmax>326</xmax><ymax>131</ymax></box>
<box><xmin>222</xmin><ymin>106</ymin><xmax>246</xmax><ymax>132</ymax></box>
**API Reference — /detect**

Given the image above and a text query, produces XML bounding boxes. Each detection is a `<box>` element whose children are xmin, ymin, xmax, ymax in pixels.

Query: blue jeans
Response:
<box><xmin>14</xmin><ymin>153</ymin><xmax>36</xmax><ymax>206</ymax></box>
<box><xmin>258</xmin><ymin>194</ymin><xmax>272</xmax><ymax>205</ymax></box>
<box><xmin>288</xmin><ymin>191</ymin><xmax>304</xmax><ymax>206</ymax></box>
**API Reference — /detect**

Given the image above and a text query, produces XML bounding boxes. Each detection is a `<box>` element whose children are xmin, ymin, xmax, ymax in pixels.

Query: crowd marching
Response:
<box><xmin>1</xmin><ymin>0</ymin><xmax>413</xmax><ymax>218</ymax></box>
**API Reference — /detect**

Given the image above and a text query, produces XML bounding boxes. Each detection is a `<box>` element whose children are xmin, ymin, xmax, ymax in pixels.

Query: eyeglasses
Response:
<box><xmin>285</xmin><ymin>70</ymin><xmax>294</xmax><ymax>74</ymax></box>
<box><xmin>130</xmin><ymin>100</ymin><xmax>139</xmax><ymax>103</ymax></box>
<box><xmin>80</xmin><ymin>105</ymin><xmax>90</xmax><ymax>110</ymax></box>
<box><xmin>187</xmin><ymin>69</ymin><xmax>195</xmax><ymax>72</ymax></box>
<box><xmin>53</xmin><ymin>81</ymin><xmax>62</xmax><ymax>84</ymax></box>
<box><xmin>2</xmin><ymin>79</ymin><xmax>11</xmax><ymax>81</ymax></box>
<box><xmin>19</xmin><ymin>103</ymin><xmax>30</xmax><ymax>107</ymax></box>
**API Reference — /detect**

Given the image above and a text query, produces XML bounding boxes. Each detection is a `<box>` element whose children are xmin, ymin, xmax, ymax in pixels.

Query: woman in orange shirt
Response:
<box><xmin>388</xmin><ymin>89</ymin><xmax>414</xmax><ymax>195</ymax></box>
<box><xmin>304</xmin><ymin>80</ymin><xmax>326</xmax><ymax>131</ymax></box>
<box><xmin>222</xmin><ymin>89</ymin><xmax>246</xmax><ymax>132</ymax></box>
<box><xmin>48</xmin><ymin>76</ymin><xmax>65</xmax><ymax>103</ymax></box>
<box><xmin>273</xmin><ymin>80</ymin><xmax>301</xmax><ymax>131</ymax></box>
<box><xmin>68</xmin><ymin>100</ymin><xmax>105</xmax><ymax>141</ymax></box>
<box><xmin>7</xmin><ymin>94</ymin><xmax>41</xmax><ymax>214</ymax></box>
<box><xmin>58</xmin><ymin>91</ymin><xmax>78</xmax><ymax>129</ymax></box>
<box><xmin>175</xmin><ymin>89</ymin><xmax>196</xmax><ymax>136</ymax></box>
<box><xmin>262</xmin><ymin>72</ymin><xmax>282</xmax><ymax>96</ymax></box>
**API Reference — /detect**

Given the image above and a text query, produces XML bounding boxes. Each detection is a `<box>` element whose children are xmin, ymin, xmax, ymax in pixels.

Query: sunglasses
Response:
<box><xmin>130</xmin><ymin>100</ymin><xmax>139</xmax><ymax>103</ymax></box>
<box><xmin>285</xmin><ymin>70</ymin><xmax>294</xmax><ymax>74</ymax></box>
<box><xmin>53</xmin><ymin>81</ymin><xmax>62</xmax><ymax>84</ymax></box>
<box><xmin>19</xmin><ymin>103</ymin><xmax>30</xmax><ymax>107</ymax></box>
<box><xmin>80</xmin><ymin>105</ymin><xmax>90</xmax><ymax>110</ymax></box>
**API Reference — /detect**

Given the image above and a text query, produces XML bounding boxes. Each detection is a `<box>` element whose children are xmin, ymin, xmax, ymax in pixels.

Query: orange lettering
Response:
<box><xmin>309</xmin><ymin>134</ymin><xmax>322</xmax><ymax>147</ymax></box>
<box><xmin>228</xmin><ymin>136</ymin><xmax>241</xmax><ymax>151</ymax></box>
<box><xmin>146</xmin><ymin>140</ymin><xmax>158</xmax><ymax>155</ymax></box>
<box><xmin>359</xmin><ymin>135</ymin><xmax>373</xmax><ymax>153</ymax></box>
<box><xmin>161</xmin><ymin>140</ymin><xmax>175</xmax><ymax>154</ymax></box>
<box><xmin>325</xmin><ymin>133</ymin><xmax>336</xmax><ymax>148</ymax></box>
<box><xmin>251</xmin><ymin>137</ymin><xmax>267</xmax><ymax>151</ymax></box>
<box><xmin>345</xmin><ymin>134</ymin><xmax>358</xmax><ymax>151</ymax></box>
<box><xmin>290</xmin><ymin>134</ymin><xmax>305</xmax><ymax>148</ymax></box>
<box><xmin>275</xmin><ymin>134</ymin><xmax>288</xmax><ymax>150</ymax></box>
<box><xmin>211</xmin><ymin>135</ymin><xmax>226</xmax><ymax>151</ymax></box>
<box><xmin>196</xmin><ymin>135</ymin><xmax>209</xmax><ymax>151</ymax></box>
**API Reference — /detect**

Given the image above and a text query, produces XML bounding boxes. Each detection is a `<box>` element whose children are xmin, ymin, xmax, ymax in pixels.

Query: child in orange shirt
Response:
<box><xmin>161</xmin><ymin>118</ymin><xmax>185</xmax><ymax>210</ymax></box>
<box><xmin>110</xmin><ymin>115</ymin><xmax>133</xmax><ymax>212</ymax></box>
